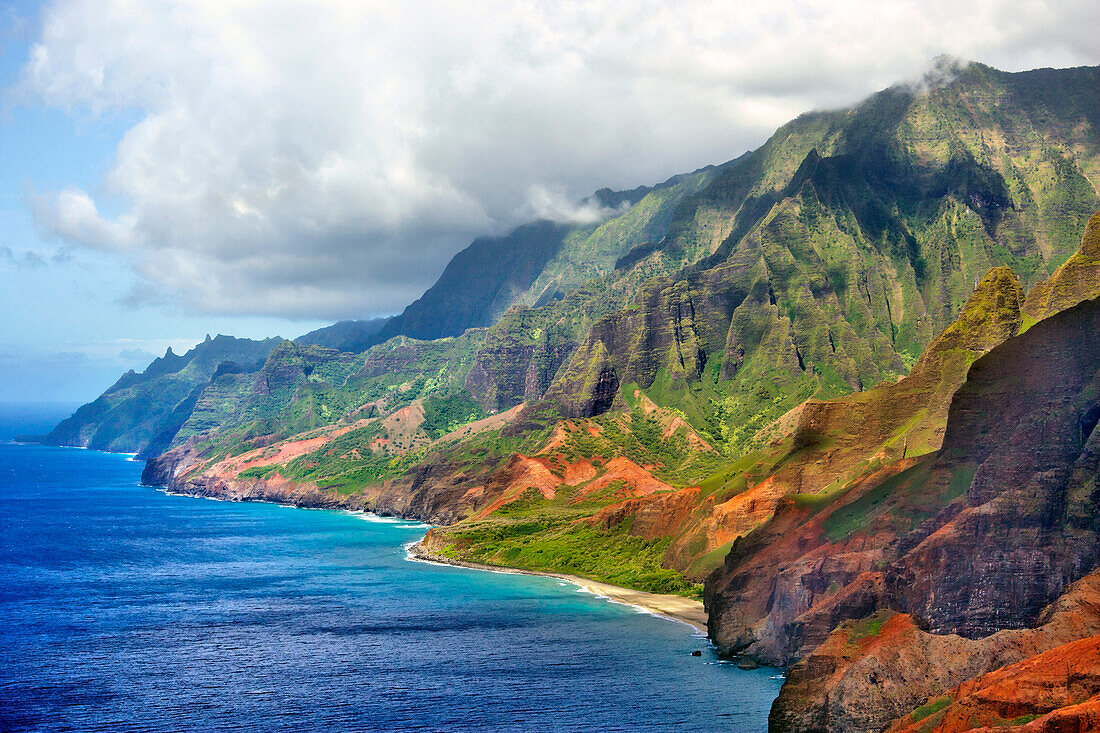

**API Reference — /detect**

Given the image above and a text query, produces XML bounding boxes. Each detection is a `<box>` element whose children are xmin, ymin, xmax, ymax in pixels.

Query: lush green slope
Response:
<box><xmin>110</xmin><ymin>62</ymin><xmax>1100</xmax><ymax>733</ymax></box>
<box><xmin>172</xmin><ymin>330</ymin><xmax>488</xmax><ymax>465</ymax></box>
<box><xmin>416</xmin><ymin>261</ymin><xmax>1030</xmax><ymax>593</ymax></box>
<box><xmin>538</xmin><ymin>62</ymin><xmax>1100</xmax><ymax>456</ymax></box>
<box><xmin>58</xmin><ymin>62</ymin><xmax>1100</xmax><ymax>527</ymax></box>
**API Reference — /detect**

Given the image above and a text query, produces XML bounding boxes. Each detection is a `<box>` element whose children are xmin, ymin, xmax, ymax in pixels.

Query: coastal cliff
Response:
<box><xmin>54</xmin><ymin>62</ymin><xmax>1100</xmax><ymax>733</ymax></box>
<box><xmin>705</xmin><ymin>294</ymin><xmax>1100</xmax><ymax>730</ymax></box>
<box><xmin>141</xmin><ymin>438</ymin><xmax>374</xmax><ymax>513</ymax></box>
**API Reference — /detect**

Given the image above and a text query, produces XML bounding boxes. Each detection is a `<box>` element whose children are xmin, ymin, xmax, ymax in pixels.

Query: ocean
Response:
<box><xmin>0</xmin><ymin>415</ymin><xmax>781</xmax><ymax>731</ymax></box>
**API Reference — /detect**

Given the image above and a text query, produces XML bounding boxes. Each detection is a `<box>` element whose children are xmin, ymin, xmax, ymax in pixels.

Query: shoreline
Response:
<box><xmin>72</xmin><ymin>439</ymin><xmax>710</xmax><ymax>637</ymax></box>
<box><xmin>406</xmin><ymin>540</ymin><xmax>709</xmax><ymax>634</ymax></box>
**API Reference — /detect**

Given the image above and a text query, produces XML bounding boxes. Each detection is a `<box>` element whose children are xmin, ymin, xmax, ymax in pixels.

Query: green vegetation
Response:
<box><xmin>822</xmin><ymin>458</ymin><xmax>945</xmax><ymax>541</ymax></box>
<box><xmin>179</xmin><ymin>332</ymin><xmax>488</xmax><ymax>462</ymax></box>
<box><xmin>47</xmin><ymin>63</ymin><xmax>1100</xmax><ymax>611</ymax></box>
<box><xmin>421</xmin><ymin>392</ymin><xmax>489</xmax><ymax>440</ymax></box>
<box><xmin>1006</xmin><ymin>713</ymin><xmax>1044</xmax><ymax>726</ymax></box>
<box><xmin>442</xmin><ymin>405</ymin><xmax>560</xmax><ymax>474</ymax></box>
<box><xmin>550</xmin><ymin>406</ymin><xmax>723</xmax><ymax>486</ymax></box>
<box><xmin>845</xmin><ymin>610</ymin><xmax>893</xmax><ymax>642</ymax></box>
<box><xmin>238</xmin><ymin>464</ymin><xmax>281</xmax><ymax>480</ymax></box>
<box><xmin>276</xmin><ymin>424</ymin><xmax>421</xmax><ymax>494</ymax></box>
<box><xmin>44</xmin><ymin>334</ymin><xmax>281</xmax><ymax>455</ymax></box>
<box><xmin>910</xmin><ymin>696</ymin><xmax>951</xmax><ymax>723</ymax></box>
<box><xmin>439</xmin><ymin>520</ymin><xmax>701</xmax><ymax>597</ymax></box>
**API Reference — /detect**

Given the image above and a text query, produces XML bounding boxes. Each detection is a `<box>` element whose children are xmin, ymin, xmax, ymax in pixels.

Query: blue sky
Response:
<box><xmin>0</xmin><ymin>1</ymin><xmax>327</xmax><ymax>402</ymax></box>
<box><xmin>2</xmin><ymin>0</ymin><xmax>1098</xmax><ymax>404</ymax></box>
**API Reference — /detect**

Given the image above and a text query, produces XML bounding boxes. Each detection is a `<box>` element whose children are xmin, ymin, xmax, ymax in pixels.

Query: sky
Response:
<box><xmin>2</xmin><ymin>0</ymin><xmax>1099</xmax><ymax>403</ymax></box>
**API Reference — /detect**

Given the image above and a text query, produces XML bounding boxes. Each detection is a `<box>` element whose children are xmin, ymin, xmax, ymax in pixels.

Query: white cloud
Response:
<box><xmin>18</xmin><ymin>0</ymin><xmax>1100</xmax><ymax>318</ymax></box>
<box><xmin>525</xmin><ymin>184</ymin><xmax>628</xmax><ymax>225</ymax></box>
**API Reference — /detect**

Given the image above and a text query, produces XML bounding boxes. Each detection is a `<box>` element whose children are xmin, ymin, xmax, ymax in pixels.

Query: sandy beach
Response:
<box><xmin>407</xmin><ymin>541</ymin><xmax>708</xmax><ymax>633</ymax></box>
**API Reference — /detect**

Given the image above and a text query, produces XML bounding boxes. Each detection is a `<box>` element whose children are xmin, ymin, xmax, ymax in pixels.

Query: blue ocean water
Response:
<box><xmin>0</xmin><ymin>441</ymin><xmax>782</xmax><ymax>732</ymax></box>
<box><xmin>0</xmin><ymin>402</ymin><xmax>80</xmax><ymax>441</ymax></box>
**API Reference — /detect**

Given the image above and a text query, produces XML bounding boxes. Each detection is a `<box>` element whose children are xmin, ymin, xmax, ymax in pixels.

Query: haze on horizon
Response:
<box><xmin>1</xmin><ymin>0</ymin><xmax>1099</xmax><ymax>402</ymax></box>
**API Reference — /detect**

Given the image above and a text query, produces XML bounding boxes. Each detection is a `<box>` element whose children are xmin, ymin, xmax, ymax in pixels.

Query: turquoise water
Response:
<box><xmin>0</xmin><ymin>441</ymin><xmax>781</xmax><ymax>731</ymax></box>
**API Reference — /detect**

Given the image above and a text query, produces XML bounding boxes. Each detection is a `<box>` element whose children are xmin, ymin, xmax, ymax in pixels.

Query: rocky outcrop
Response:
<box><xmin>771</xmin><ymin>572</ymin><xmax>1100</xmax><ymax>733</ymax></box>
<box><xmin>464</xmin><ymin>308</ymin><xmax>578</xmax><ymax>411</ymax></box>
<box><xmin>540</xmin><ymin>64</ymin><xmax>1100</xmax><ymax>450</ymax></box>
<box><xmin>251</xmin><ymin>341</ymin><xmax>359</xmax><ymax>396</ymax></box>
<box><xmin>887</xmin><ymin>635</ymin><xmax>1100</xmax><ymax>732</ymax></box>
<box><xmin>1023</xmin><ymin>211</ymin><xmax>1100</xmax><ymax>321</ymax></box>
<box><xmin>142</xmin><ymin>433</ymin><xmax>500</xmax><ymax>524</ymax></box>
<box><xmin>706</xmin><ymin>295</ymin><xmax>1100</xmax><ymax>731</ymax></box>
<box><xmin>702</xmin><ymin>267</ymin><xmax>1026</xmax><ymax>662</ymax></box>
<box><xmin>142</xmin><ymin>436</ymin><xmax>375</xmax><ymax>512</ymax></box>
<box><xmin>703</xmin><ymin>459</ymin><xmax>916</xmax><ymax>665</ymax></box>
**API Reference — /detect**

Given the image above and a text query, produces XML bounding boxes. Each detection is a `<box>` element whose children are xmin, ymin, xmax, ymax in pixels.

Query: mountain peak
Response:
<box><xmin>1023</xmin><ymin>211</ymin><xmax>1100</xmax><ymax>321</ymax></box>
<box><xmin>914</xmin><ymin>265</ymin><xmax>1024</xmax><ymax>367</ymax></box>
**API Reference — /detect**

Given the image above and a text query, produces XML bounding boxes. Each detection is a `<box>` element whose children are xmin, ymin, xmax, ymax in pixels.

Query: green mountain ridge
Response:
<box><xmin>295</xmin><ymin>317</ymin><xmax>389</xmax><ymax>352</ymax></box>
<box><xmin>42</xmin><ymin>334</ymin><xmax>283</xmax><ymax>454</ymax></box>
<box><xmin>43</xmin><ymin>59</ymin><xmax>1100</xmax><ymax>733</ymax></box>
<box><xmin>372</xmin><ymin>164</ymin><xmax>724</xmax><ymax>344</ymax></box>
<box><xmin>534</xmin><ymin>62</ymin><xmax>1100</xmax><ymax>456</ymax></box>
<box><xmin>47</xmin><ymin>61</ymin><xmax>1100</xmax><ymax>476</ymax></box>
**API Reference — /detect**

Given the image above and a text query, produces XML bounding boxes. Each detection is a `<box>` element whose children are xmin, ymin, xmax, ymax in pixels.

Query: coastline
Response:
<box><xmin>406</xmin><ymin>540</ymin><xmax>709</xmax><ymax>634</ymax></box>
<box><xmin>131</xmin><ymin>443</ymin><xmax>711</xmax><ymax>635</ymax></box>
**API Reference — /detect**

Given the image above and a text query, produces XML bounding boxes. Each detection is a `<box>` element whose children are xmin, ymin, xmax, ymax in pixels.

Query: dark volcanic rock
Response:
<box><xmin>886</xmin><ymin>296</ymin><xmax>1100</xmax><ymax>638</ymax></box>
<box><xmin>770</xmin><ymin>573</ymin><xmax>1100</xmax><ymax>733</ymax></box>
<box><xmin>752</xmin><ymin>296</ymin><xmax>1100</xmax><ymax>732</ymax></box>
<box><xmin>704</xmin><ymin>266</ymin><xmax>1027</xmax><ymax>665</ymax></box>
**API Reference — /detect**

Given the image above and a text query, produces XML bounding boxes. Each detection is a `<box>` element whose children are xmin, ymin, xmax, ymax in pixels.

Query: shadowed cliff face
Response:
<box><xmin>688</xmin><ymin>212</ymin><xmax>1100</xmax><ymax>731</ymax></box>
<box><xmin>374</xmin><ymin>221</ymin><xmax>573</xmax><ymax>343</ymax></box>
<box><xmin>705</xmin><ymin>293</ymin><xmax>1100</xmax><ymax>732</ymax></box>
<box><xmin>886</xmin><ymin>295</ymin><xmax>1100</xmax><ymax>638</ymax></box>
<box><xmin>705</xmin><ymin>213</ymin><xmax>1100</xmax><ymax>659</ymax></box>
<box><xmin>771</xmin><ymin>573</ymin><xmax>1100</xmax><ymax>733</ymax></box>
<box><xmin>699</xmin><ymin>266</ymin><xmax>1025</xmax><ymax>656</ymax></box>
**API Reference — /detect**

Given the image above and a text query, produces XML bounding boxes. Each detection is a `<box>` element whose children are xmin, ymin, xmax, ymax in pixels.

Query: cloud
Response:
<box><xmin>18</xmin><ymin>0</ymin><xmax>1100</xmax><ymax>319</ymax></box>
<box><xmin>525</xmin><ymin>185</ymin><xmax>629</xmax><ymax>226</ymax></box>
